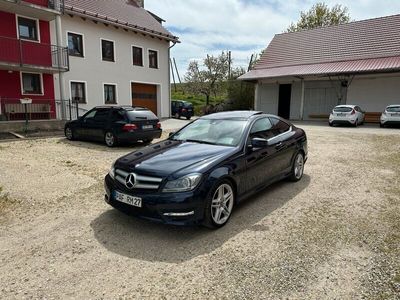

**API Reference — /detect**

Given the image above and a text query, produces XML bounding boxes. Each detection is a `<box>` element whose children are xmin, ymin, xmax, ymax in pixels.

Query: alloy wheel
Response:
<box><xmin>65</xmin><ymin>127</ymin><xmax>73</xmax><ymax>140</ymax></box>
<box><xmin>105</xmin><ymin>132</ymin><xmax>115</xmax><ymax>147</ymax></box>
<box><xmin>211</xmin><ymin>183</ymin><xmax>234</xmax><ymax>225</ymax></box>
<box><xmin>294</xmin><ymin>153</ymin><xmax>304</xmax><ymax>180</ymax></box>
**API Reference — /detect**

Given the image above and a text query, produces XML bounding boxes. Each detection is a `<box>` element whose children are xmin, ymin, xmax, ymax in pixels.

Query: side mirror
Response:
<box><xmin>251</xmin><ymin>137</ymin><xmax>268</xmax><ymax>148</ymax></box>
<box><xmin>169</xmin><ymin>131</ymin><xmax>175</xmax><ymax>137</ymax></box>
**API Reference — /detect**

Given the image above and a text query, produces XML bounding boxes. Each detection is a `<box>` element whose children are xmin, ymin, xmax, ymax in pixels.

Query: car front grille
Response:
<box><xmin>115</xmin><ymin>169</ymin><xmax>163</xmax><ymax>190</ymax></box>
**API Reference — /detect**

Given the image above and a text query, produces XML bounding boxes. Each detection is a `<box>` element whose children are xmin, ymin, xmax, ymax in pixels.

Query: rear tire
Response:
<box><xmin>289</xmin><ymin>152</ymin><xmax>304</xmax><ymax>182</ymax></box>
<box><xmin>104</xmin><ymin>131</ymin><xmax>117</xmax><ymax>147</ymax></box>
<box><xmin>203</xmin><ymin>180</ymin><xmax>235</xmax><ymax>229</ymax></box>
<box><xmin>186</xmin><ymin>116</ymin><xmax>191</xmax><ymax>120</ymax></box>
<box><xmin>65</xmin><ymin>127</ymin><xmax>75</xmax><ymax>140</ymax></box>
<box><xmin>143</xmin><ymin>138</ymin><xmax>153</xmax><ymax>144</ymax></box>
<box><xmin>354</xmin><ymin>119</ymin><xmax>359</xmax><ymax>127</ymax></box>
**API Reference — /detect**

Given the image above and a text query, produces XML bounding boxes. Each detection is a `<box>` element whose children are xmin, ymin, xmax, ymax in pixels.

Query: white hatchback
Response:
<box><xmin>380</xmin><ymin>105</ymin><xmax>400</xmax><ymax>127</ymax></box>
<box><xmin>329</xmin><ymin>105</ymin><xmax>365</xmax><ymax>127</ymax></box>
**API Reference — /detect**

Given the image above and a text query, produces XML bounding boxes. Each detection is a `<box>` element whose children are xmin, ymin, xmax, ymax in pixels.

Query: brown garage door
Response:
<box><xmin>131</xmin><ymin>83</ymin><xmax>157</xmax><ymax>115</ymax></box>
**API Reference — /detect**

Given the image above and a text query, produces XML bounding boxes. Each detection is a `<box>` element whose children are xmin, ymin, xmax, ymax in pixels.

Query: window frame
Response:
<box><xmin>67</xmin><ymin>31</ymin><xmax>85</xmax><ymax>58</ymax></box>
<box><xmin>100</xmin><ymin>38</ymin><xmax>115</xmax><ymax>62</ymax></box>
<box><xmin>148</xmin><ymin>49</ymin><xmax>159</xmax><ymax>69</ymax></box>
<box><xmin>132</xmin><ymin>45</ymin><xmax>144</xmax><ymax>67</ymax></box>
<box><xmin>16</xmin><ymin>15</ymin><xmax>40</xmax><ymax>43</ymax></box>
<box><xmin>20</xmin><ymin>72</ymin><xmax>43</xmax><ymax>95</ymax></box>
<box><xmin>70</xmin><ymin>80</ymin><xmax>87</xmax><ymax>104</ymax></box>
<box><xmin>103</xmin><ymin>83</ymin><xmax>118</xmax><ymax>105</ymax></box>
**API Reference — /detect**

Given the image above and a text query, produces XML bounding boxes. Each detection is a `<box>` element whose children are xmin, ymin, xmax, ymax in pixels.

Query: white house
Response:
<box><xmin>51</xmin><ymin>0</ymin><xmax>179</xmax><ymax>119</ymax></box>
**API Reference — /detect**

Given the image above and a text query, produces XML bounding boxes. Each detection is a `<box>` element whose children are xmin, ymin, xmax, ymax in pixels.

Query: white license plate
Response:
<box><xmin>391</xmin><ymin>113</ymin><xmax>400</xmax><ymax>116</ymax></box>
<box><xmin>114</xmin><ymin>191</ymin><xmax>142</xmax><ymax>207</ymax></box>
<box><xmin>338</xmin><ymin>113</ymin><xmax>346</xmax><ymax>116</ymax></box>
<box><xmin>142</xmin><ymin>125</ymin><xmax>153</xmax><ymax>130</ymax></box>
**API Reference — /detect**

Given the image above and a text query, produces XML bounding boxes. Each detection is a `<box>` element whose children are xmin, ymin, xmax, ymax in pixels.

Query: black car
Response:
<box><xmin>104</xmin><ymin>111</ymin><xmax>307</xmax><ymax>228</ymax></box>
<box><xmin>171</xmin><ymin>100</ymin><xmax>194</xmax><ymax>120</ymax></box>
<box><xmin>65</xmin><ymin>106</ymin><xmax>162</xmax><ymax>147</ymax></box>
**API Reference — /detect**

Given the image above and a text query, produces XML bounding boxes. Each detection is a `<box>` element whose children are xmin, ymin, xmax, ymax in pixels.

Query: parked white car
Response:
<box><xmin>329</xmin><ymin>105</ymin><xmax>365</xmax><ymax>127</ymax></box>
<box><xmin>380</xmin><ymin>105</ymin><xmax>400</xmax><ymax>127</ymax></box>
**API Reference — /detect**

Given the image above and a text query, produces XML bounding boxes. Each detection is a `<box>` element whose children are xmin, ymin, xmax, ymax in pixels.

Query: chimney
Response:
<box><xmin>135</xmin><ymin>0</ymin><xmax>144</xmax><ymax>7</ymax></box>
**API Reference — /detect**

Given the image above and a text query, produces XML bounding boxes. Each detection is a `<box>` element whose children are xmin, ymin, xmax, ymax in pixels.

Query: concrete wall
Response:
<box><xmin>0</xmin><ymin>119</ymin><xmax>66</xmax><ymax>132</ymax></box>
<box><xmin>347</xmin><ymin>76</ymin><xmax>400</xmax><ymax>112</ymax></box>
<box><xmin>51</xmin><ymin>15</ymin><xmax>171</xmax><ymax>118</ymax></box>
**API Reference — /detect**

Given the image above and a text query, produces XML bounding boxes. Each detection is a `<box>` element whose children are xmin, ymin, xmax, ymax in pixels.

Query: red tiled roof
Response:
<box><xmin>241</xmin><ymin>14</ymin><xmax>400</xmax><ymax>80</ymax></box>
<box><xmin>64</xmin><ymin>0</ymin><xmax>179</xmax><ymax>42</ymax></box>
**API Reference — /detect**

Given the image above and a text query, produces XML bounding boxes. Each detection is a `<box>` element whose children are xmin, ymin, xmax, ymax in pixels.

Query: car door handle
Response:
<box><xmin>275</xmin><ymin>142</ymin><xmax>284</xmax><ymax>150</ymax></box>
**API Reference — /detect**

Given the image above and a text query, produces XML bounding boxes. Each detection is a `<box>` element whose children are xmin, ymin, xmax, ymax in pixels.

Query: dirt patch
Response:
<box><xmin>0</xmin><ymin>125</ymin><xmax>399</xmax><ymax>299</ymax></box>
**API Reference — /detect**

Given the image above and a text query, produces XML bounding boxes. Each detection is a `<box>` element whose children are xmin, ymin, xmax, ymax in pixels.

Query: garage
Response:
<box><xmin>131</xmin><ymin>83</ymin><xmax>158</xmax><ymax>115</ymax></box>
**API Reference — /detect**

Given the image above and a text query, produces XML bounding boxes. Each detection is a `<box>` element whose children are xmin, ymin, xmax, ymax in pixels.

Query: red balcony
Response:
<box><xmin>0</xmin><ymin>36</ymin><xmax>69</xmax><ymax>73</ymax></box>
<box><xmin>0</xmin><ymin>0</ymin><xmax>64</xmax><ymax>21</ymax></box>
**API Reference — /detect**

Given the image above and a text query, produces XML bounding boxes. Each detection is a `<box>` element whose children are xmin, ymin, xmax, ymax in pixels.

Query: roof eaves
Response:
<box><xmin>64</xmin><ymin>5</ymin><xmax>180</xmax><ymax>43</ymax></box>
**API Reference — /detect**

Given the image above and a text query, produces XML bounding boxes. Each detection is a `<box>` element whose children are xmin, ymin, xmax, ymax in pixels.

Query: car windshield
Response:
<box><xmin>171</xmin><ymin>118</ymin><xmax>247</xmax><ymax>147</ymax></box>
<box><xmin>333</xmin><ymin>107</ymin><xmax>352</xmax><ymax>112</ymax></box>
<box><xmin>387</xmin><ymin>106</ymin><xmax>400</xmax><ymax>112</ymax></box>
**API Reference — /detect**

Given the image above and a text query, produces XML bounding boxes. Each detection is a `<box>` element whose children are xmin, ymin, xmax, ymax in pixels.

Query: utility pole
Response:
<box><xmin>173</xmin><ymin>58</ymin><xmax>181</xmax><ymax>84</ymax></box>
<box><xmin>228</xmin><ymin>50</ymin><xmax>231</xmax><ymax>79</ymax></box>
<box><xmin>170</xmin><ymin>58</ymin><xmax>177</xmax><ymax>92</ymax></box>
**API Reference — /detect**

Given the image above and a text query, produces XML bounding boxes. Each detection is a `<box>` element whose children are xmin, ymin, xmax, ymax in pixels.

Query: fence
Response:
<box><xmin>0</xmin><ymin>98</ymin><xmax>87</xmax><ymax>122</ymax></box>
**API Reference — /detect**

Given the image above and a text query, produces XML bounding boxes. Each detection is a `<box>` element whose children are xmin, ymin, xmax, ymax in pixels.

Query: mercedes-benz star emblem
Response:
<box><xmin>125</xmin><ymin>173</ymin><xmax>136</xmax><ymax>189</ymax></box>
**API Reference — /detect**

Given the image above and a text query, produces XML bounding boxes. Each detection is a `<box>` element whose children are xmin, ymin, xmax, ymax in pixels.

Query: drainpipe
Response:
<box><xmin>168</xmin><ymin>41</ymin><xmax>177</xmax><ymax>118</ymax></box>
<box><xmin>299</xmin><ymin>78</ymin><xmax>305</xmax><ymax>120</ymax></box>
<box><xmin>55</xmin><ymin>13</ymin><xmax>66</xmax><ymax>120</ymax></box>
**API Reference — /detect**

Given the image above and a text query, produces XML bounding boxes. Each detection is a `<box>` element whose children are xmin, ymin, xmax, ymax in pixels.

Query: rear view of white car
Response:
<box><xmin>329</xmin><ymin>105</ymin><xmax>365</xmax><ymax>127</ymax></box>
<box><xmin>380</xmin><ymin>105</ymin><xmax>400</xmax><ymax>128</ymax></box>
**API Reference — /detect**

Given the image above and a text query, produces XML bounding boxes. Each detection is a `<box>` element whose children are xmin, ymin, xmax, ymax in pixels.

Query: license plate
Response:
<box><xmin>114</xmin><ymin>191</ymin><xmax>142</xmax><ymax>207</ymax></box>
<box><xmin>142</xmin><ymin>125</ymin><xmax>153</xmax><ymax>130</ymax></box>
<box><xmin>392</xmin><ymin>113</ymin><xmax>400</xmax><ymax>116</ymax></box>
<box><xmin>338</xmin><ymin>113</ymin><xmax>346</xmax><ymax>116</ymax></box>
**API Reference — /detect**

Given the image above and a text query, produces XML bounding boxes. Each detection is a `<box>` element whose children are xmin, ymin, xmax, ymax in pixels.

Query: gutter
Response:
<box><xmin>64</xmin><ymin>6</ymin><xmax>180</xmax><ymax>43</ymax></box>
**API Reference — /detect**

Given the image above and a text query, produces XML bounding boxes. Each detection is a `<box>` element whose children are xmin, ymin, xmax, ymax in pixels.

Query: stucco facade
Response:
<box><xmin>51</xmin><ymin>14</ymin><xmax>172</xmax><ymax>118</ymax></box>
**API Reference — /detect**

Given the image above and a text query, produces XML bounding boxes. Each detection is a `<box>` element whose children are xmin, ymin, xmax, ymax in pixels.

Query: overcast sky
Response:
<box><xmin>145</xmin><ymin>0</ymin><xmax>400</xmax><ymax>80</ymax></box>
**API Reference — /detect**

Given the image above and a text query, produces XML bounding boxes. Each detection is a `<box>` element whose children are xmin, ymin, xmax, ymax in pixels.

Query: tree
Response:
<box><xmin>184</xmin><ymin>52</ymin><xmax>230</xmax><ymax>105</ymax></box>
<box><xmin>286</xmin><ymin>2</ymin><xmax>350</xmax><ymax>32</ymax></box>
<box><xmin>226</xmin><ymin>67</ymin><xmax>254</xmax><ymax>110</ymax></box>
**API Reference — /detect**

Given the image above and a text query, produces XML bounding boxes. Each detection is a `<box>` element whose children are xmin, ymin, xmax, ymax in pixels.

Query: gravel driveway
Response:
<box><xmin>0</xmin><ymin>125</ymin><xmax>399</xmax><ymax>299</ymax></box>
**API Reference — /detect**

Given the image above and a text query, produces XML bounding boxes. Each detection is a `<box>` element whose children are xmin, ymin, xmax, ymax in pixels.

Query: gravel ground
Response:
<box><xmin>0</xmin><ymin>125</ymin><xmax>399</xmax><ymax>299</ymax></box>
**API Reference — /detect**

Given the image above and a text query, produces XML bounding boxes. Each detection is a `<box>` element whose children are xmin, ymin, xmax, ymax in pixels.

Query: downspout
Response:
<box><xmin>168</xmin><ymin>41</ymin><xmax>177</xmax><ymax>118</ymax></box>
<box><xmin>55</xmin><ymin>13</ymin><xmax>66</xmax><ymax>120</ymax></box>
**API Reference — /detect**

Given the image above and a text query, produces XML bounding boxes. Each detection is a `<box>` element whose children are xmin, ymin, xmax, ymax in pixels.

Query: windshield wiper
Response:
<box><xmin>183</xmin><ymin>139</ymin><xmax>216</xmax><ymax>145</ymax></box>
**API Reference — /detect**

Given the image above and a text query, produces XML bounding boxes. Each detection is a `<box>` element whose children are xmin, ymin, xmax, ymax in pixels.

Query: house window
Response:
<box><xmin>101</xmin><ymin>39</ymin><xmax>115</xmax><ymax>62</ymax></box>
<box><xmin>149</xmin><ymin>50</ymin><xmax>158</xmax><ymax>68</ymax></box>
<box><xmin>68</xmin><ymin>32</ymin><xmax>84</xmax><ymax>57</ymax></box>
<box><xmin>70</xmin><ymin>81</ymin><xmax>86</xmax><ymax>103</ymax></box>
<box><xmin>132</xmin><ymin>46</ymin><xmax>143</xmax><ymax>66</ymax></box>
<box><xmin>104</xmin><ymin>84</ymin><xmax>117</xmax><ymax>104</ymax></box>
<box><xmin>21</xmin><ymin>73</ymin><xmax>42</xmax><ymax>94</ymax></box>
<box><xmin>18</xmin><ymin>17</ymin><xmax>38</xmax><ymax>41</ymax></box>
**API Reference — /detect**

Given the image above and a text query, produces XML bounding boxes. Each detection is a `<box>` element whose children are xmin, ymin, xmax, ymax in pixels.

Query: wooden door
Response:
<box><xmin>131</xmin><ymin>83</ymin><xmax>157</xmax><ymax>115</ymax></box>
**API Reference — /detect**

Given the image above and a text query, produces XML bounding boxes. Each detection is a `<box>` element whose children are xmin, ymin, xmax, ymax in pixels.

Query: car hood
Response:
<box><xmin>116</xmin><ymin>140</ymin><xmax>238</xmax><ymax>178</ymax></box>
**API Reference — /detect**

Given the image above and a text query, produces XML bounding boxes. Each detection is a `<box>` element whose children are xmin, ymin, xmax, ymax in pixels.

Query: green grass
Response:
<box><xmin>171</xmin><ymin>84</ymin><xmax>226</xmax><ymax>115</ymax></box>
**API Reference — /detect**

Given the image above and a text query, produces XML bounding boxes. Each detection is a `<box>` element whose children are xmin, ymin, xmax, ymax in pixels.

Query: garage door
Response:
<box><xmin>303</xmin><ymin>87</ymin><xmax>339</xmax><ymax>120</ymax></box>
<box><xmin>131</xmin><ymin>83</ymin><xmax>157</xmax><ymax>115</ymax></box>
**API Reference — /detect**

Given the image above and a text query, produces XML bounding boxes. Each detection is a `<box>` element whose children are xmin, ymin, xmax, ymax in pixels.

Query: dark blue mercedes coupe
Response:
<box><xmin>104</xmin><ymin>111</ymin><xmax>307</xmax><ymax>228</ymax></box>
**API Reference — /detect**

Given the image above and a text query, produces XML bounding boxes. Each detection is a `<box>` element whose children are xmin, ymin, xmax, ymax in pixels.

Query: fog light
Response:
<box><xmin>163</xmin><ymin>211</ymin><xmax>194</xmax><ymax>217</ymax></box>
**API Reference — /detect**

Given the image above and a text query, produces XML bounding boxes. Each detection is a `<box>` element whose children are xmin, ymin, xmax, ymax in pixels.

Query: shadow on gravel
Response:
<box><xmin>91</xmin><ymin>174</ymin><xmax>310</xmax><ymax>263</ymax></box>
<box><xmin>58</xmin><ymin>138</ymin><xmax>146</xmax><ymax>152</ymax></box>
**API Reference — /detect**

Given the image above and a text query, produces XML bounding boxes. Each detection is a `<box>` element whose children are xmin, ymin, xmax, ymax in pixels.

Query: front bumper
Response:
<box><xmin>116</xmin><ymin>129</ymin><xmax>162</xmax><ymax>142</ymax></box>
<box><xmin>104</xmin><ymin>175</ymin><xmax>206</xmax><ymax>225</ymax></box>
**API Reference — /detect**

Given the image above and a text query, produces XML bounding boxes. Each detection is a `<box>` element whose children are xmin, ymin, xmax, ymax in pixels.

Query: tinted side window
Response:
<box><xmin>269</xmin><ymin>117</ymin><xmax>290</xmax><ymax>135</ymax></box>
<box><xmin>249</xmin><ymin>118</ymin><xmax>273</xmax><ymax>139</ymax></box>
<box><xmin>84</xmin><ymin>109</ymin><xmax>96</xmax><ymax>119</ymax></box>
<box><xmin>93</xmin><ymin>109</ymin><xmax>110</xmax><ymax>122</ymax></box>
<box><xmin>111</xmin><ymin>110</ymin><xmax>125</xmax><ymax>122</ymax></box>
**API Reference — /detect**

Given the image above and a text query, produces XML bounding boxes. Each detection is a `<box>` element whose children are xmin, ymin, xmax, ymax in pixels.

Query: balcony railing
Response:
<box><xmin>5</xmin><ymin>0</ymin><xmax>65</xmax><ymax>13</ymax></box>
<box><xmin>0</xmin><ymin>36</ymin><xmax>69</xmax><ymax>72</ymax></box>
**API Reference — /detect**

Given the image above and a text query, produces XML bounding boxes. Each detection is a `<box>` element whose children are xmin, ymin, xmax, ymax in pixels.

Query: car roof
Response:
<box><xmin>387</xmin><ymin>104</ymin><xmax>400</xmax><ymax>107</ymax></box>
<box><xmin>93</xmin><ymin>105</ymin><xmax>149</xmax><ymax>111</ymax></box>
<box><xmin>201</xmin><ymin>110</ymin><xmax>264</xmax><ymax>120</ymax></box>
<box><xmin>335</xmin><ymin>105</ymin><xmax>356</xmax><ymax>108</ymax></box>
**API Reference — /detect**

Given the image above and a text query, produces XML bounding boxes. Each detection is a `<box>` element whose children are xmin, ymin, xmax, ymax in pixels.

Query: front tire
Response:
<box><xmin>104</xmin><ymin>131</ymin><xmax>117</xmax><ymax>147</ymax></box>
<box><xmin>289</xmin><ymin>152</ymin><xmax>304</xmax><ymax>182</ymax></box>
<box><xmin>65</xmin><ymin>127</ymin><xmax>75</xmax><ymax>140</ymax></box>
<box><xmin>174</xmin><ymin>112</ymin><xmax>180</xmax><ymax>119</ymax></box>
<box><xmin>143</xmin><ymin>138</ymin><xmax>153</xmax><ymax>144</ymax></box>
<box><xmin>380</xmin><ymin>123</ymin><xmax>384</xmax><ymax>128</ymax></box>
<box><xmin>186</xmin><ymin>116</ymin><xmax>191</xmax><ymax>120</ymax></box>
<box><xmin>203</xmin><ymin>180</ymin><xmax>235</xmax><ymax>229</ymax></box>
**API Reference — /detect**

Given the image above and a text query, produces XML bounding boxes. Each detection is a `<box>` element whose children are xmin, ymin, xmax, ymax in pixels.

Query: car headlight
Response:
<box><xmin>109</xmin><ymin>161</ymin><xmax>116</xmax><ymax>179</ymax></box>
<box><xmin>163</xmin><ymin>173</ymin><xmax>202</xmax><ymax>192</ymax></box>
